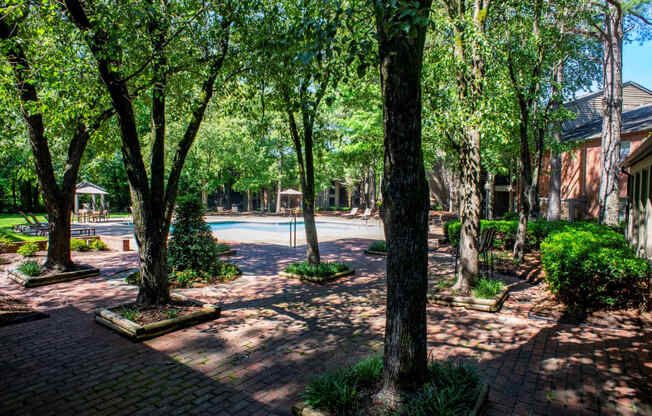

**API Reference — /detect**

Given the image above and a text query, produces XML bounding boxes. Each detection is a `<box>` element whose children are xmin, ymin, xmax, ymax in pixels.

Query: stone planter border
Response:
<box><xmin>279</xmin><ymin>268</ymin><xmax>355</xmax><ymax>284</ymax></box>
<box><xmin>429</xmin><ymin>287</ymin><xmax>509</xmax><ymax>312</ymax></box>
<box><xmin>95</xmin><ymin>293</ymin><xmax>221</xmax><ymax>341</ymax></box>
<box><xmin>364</xmin><ymin>249</ymin><xmax>387</xmax><ymax>256</ymax></box>
<box><xmin>3</xmin><ymin>240</ymin><xmax>48</xmax><ymax>254</ymax></box>
<box><xmin>292</xmin><ymin>382</ymin><xmax>489</xmax><ymax>416</ymax></box>
<box><xmin>7</xmin><ymin>265</ymin><xmax>100</xmax><ymax>288</ymax></box>
<box><xmin>216</xmin><ymin>249</ymin><xmax>237</xmax><ymax>256</ymax></box>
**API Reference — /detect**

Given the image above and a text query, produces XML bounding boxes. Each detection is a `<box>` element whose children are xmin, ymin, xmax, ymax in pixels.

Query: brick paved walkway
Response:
<box><xmin>0</xmin><ymin>239</ymin><xmax>650</xmax><ymax>416</ymax></box>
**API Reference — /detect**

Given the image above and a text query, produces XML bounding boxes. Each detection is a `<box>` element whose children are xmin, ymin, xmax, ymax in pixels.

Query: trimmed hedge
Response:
<box><xmin>443</xmin><ymin>218</ymin><xmax>612</xmax><ymax>250</ymax></box>
<box><xmin>541</xmin><ymin>225</ymin><xmax>649</xmax><ymax>310</ymax></box>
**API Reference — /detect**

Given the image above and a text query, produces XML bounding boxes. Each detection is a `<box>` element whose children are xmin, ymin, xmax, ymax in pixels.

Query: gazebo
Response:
<box><xmin>279</xmin><ymin>189</ymin><xmax>303</xmax><ymax>209</ymax></box>
<box><xmin>75</xmin><ymin>181</ymin><xmax>109</xmax><ymax>214</ymax></box>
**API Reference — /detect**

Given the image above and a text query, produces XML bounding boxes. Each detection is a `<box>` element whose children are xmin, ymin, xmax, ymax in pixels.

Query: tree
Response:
<box><xmin>64</xmin><ymin>0</ymin><xmax>237</xmax><ymax>305</ymax></box>
<box><xmin>0</xmin><ymin>7</ymin><xmax>112</xmax><ymax>271</ymax></box>
<box><xmin>252</xmin><ymin>0</ymin><xmax>345</xmax><ymax>264</ymax></box>
<box><xmin>577</xmin><ymin>1</ymin><xmax>651</xmax><ymax>225</ymax></box>
<box><xmin>374</xmin><ymin>0</ymin><xmax>431</xmax><ymax>406</ymax></box>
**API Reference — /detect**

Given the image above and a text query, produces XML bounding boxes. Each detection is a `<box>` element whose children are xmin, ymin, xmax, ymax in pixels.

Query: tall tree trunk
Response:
<box><xmin>513</xmin><ymin>123</ymin><xmax>532</xmax><ymax>262</ymax></box>
<box><xmin>247</xmin><ymin>189</ymin><xmax>252</xmax><ymax>212</ymax></box>
<box><xmin>530</xmin><ymin>126</ymin><xmax>544</xmax><ymax>220</ymax></box>
<box><xmin>374</xmin><ymin>0</ymin><xmax>431</xmax><ymax>406</ymax></box>
<box><xmin>547</xmin><ymin>61</ymin><xmax>564</xmax><ymax>221</ymax></box>
<box><xmin>454</xmin><ymin>129</ymin><xmax>481</xmax><ymax>291</ymax></box>
<box><xmin>1</xmin><ymin>18</ymin><xmax>100</xmax><ymax>271</ymax></box>
<box><xmin>285</xmin><ymin>101</ymin><xmax>320</xmax><ymax>264</ymax></box>
<box><xmin>201</xmin><ymin>188</ymin><xmax>208</xmax><ymax>209</ymax></box>
<box><xmin>598</xmin><ymin>2</ymin><xmax>623</xmax><ymax>226</ymax></box>
<box><xmin>487</xmin><ymin>172</ymin><xmax>495</xmax><ymax>219</ymax></box>
<box><xmin>65</xmin><ymin>0</ymin><xmax>229</xmax><ymax>305</ymax></box>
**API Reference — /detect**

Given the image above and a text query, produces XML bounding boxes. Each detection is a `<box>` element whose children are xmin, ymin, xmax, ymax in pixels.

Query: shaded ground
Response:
<box><xmin>0</xmin><ymin>238</ymin><xmax>650</xmax><ymax>416</ymax></box>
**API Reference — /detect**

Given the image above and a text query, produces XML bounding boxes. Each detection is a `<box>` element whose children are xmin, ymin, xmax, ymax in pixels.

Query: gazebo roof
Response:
<box><xmin>279</xmin><ymin>189</ymin><xmax>302</xmax><ymax>196</ymax></box>
<box><xmin>76</xmin><ymin>180</ymin><xmax>109</xmax><ymax>195</ymax></box>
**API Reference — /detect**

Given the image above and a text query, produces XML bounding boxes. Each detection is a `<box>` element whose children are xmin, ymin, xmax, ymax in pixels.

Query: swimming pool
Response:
<box><xmin>208</xmin><ymin>220</ymin><xmax>367</xmax><ymax>233</ymax></box>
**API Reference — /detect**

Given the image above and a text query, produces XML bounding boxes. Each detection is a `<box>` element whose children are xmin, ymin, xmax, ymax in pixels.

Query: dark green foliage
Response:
<box><xmin>168</xmin><ymin>195</ymin><xmax>221</xmax><ymax>275</ymax></box>
<box><xmin>70</xmin><ymin>239</ymin><xmax>90</xmax><ymax>252</ymax></box>
<box><xmin>18</xmin><ymin>260</ymin><xmax>41</xmax><ymax>276</ymax></box>
<box><xmin>445</xmin><ymin>219</ymin><xmax>517</xmax><ymax>249</ymax></box>
<box><xmin>472</xmin><ymin>278</ymin><xmax>505</xmax><ymax>299</ymax></box>
<box><xmin>303</xmin><ymin>356</ymin><xmax>481</xmax><ymax>416</ymax></box>
<box><xmin>541</xmin><ymin>226</ymin><xmax>649</xmax><ymax>310</ymax></box>
<box><xmin>17</xmin><ymin>242</ymin><xmax>39</xmax><ymax>257</ymax></box>
<box><xmin>502</xmin><ymin>212</ymin><xmax>518</xmax><ymax>221</ymax></box>
<box><xmin>168</xmin><ymin>262</ymin><xmax>241</xmax><ymax>287</ymax></box>
<box><xmin>444</xmin><ymin>218</ymin><xmax>622</xmax><ymax>250</ymax></box>
<box><xmin>215</xmin><ymin>243</ymin><xmax>231</xmax><ymax>253</ymax></box>
<box><xmin>285</xmin><ymin>261</ymin><xmax>350</xmax><ymax>277</ymax></box>
<box><xmin>368</xmin><ymin>241</ymin><xmax>386</xmax><ymax>252</ymax></box>
<box><xmin>397</xmin><ymin>362</ymin><xmax>480</xmax><ymax>416</ymax></box>
<box><xmin>89</xmin><ymin>239</ymin><xmax>108</xmax><ymax>251</ymax></box>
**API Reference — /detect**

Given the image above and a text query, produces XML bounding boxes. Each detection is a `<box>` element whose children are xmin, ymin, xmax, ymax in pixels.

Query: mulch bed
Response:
<box><xmin>110</xmin><ymin>300</ymin><xmax>203</xmax><ymax>326</ymax></box>
<box><xmin>0</xmin><ymin>292</ymin><xmax>48</xmax><ymax>327</ymax></box>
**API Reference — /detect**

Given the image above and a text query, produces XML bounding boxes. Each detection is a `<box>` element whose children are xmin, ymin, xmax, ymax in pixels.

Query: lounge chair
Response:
<box><xmin>232</xmin><ymin>206</ymin><xmax>239</xmax><ymax>215</ymax></box>
<box><xmin>361</xmin><ymin>208</ymin><xmax>372</xmax><ymax>220</ymax></box>
<box><xmin>344</xmin><ymin>207</ymin><xmax>359</xmax><ymax>217</ymax></box>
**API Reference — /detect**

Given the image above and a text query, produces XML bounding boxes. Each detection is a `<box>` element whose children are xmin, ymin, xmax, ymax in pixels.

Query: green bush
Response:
<box><xmin>472</xmin><ymin>278</ymin><xmax>505</xmax><ymax>299</ymax></box>
<box><xmin>215</xmin><ymin>243</ymin><xmax>231</xmax><ymax>253</ymax></box>
<box><xmin>541</xmin><ymin>226</ymin><xmax>649</xmax><ymax>310</ymax></box>
<box><xmin>90</xmin><ymin>239</ymin><xmax>108</xmax><ymax>251</ymax></box>
<box><xmin>168</xmin><ymin>194</ymin><xmax>222</xmax><ymax>276</ymax></box>
<box><xmin>285</xmin><ymin>261</ymin><xmax>349</xmax><ymax>278</ymax></box>
<box><xmin>17</xmin><ymin>242</ymin><xmax>39</xmax><ymax>257</ymax></box>
<box><xmin>368</xmin><ymin>241</ymin><xmax>386</xmax><ymax>252</ymax></box>
<box><xmin>444</xmin><ymin>219</ymin><xmax>517</xmax><ymax>249</ymax></box>
<box><xmin>303</xmin><ymin>356</ymin><xmax>480</xmax><ymax>416</ymax></box>
<box><xmin>18</xmin><ymin>260</ymin><xmax>42</xmax><ymax>276</ymax></box>
<box><xmin>71</xmin><ymin>239</ymin><xmax>90</xmax><ymax>252</ymax></box>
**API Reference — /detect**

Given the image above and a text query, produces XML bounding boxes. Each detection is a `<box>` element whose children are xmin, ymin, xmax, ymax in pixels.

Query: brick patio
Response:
<box><xmin>0</xmin><ymin>239</ymin><xmax>650</xmax><ymax>415</ymax></box>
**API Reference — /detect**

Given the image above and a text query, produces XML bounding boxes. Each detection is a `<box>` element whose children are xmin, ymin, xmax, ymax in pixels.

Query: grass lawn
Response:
<box><xmin>0</xmin><ymin>212</ymin><xmax>130</xmax><ymax>242</ymax></box>
<box><xmin>0</xmin><ymin>213</ymin><xmax>48</xmax><ymax>242</ymax></box>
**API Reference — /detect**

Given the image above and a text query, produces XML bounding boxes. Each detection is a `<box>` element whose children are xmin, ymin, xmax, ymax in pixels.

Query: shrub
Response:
<box><xmin>90</xmin><ymin>239</ymin><xmax>108</xmax><ymax>251</ymax></box>
<box><xmin>17</xmin><ymin>242</ymin><xmax>39</xmax><ymax>257</ymax></box>
<box><xmin>303</xmin><ymin>357</ymin><xmax>480</xmax><ymax>416</ymax></box>
<box><xmin>18</xmin><ymin>260</ymin><xmax>42</xmax><ymax>276</ymax></box>
<box><xmin>398</xmin><ymin>362</ymin><xmax>480</xmax><ymax>416</ymax></box>
<box><xmin>168</xmin><ymin>194</ymin><xmax>221</xmax><ymax>275</ymax></box>
<box><xmin>503</xmin><ymin>211</ymin><xmax>518</xmax><ymax>220</ymax></box>
<box><xmin>541</xmin><ymin>226</ymin><xmax>649</xmax><ymax>310</ymax></box>
<box><xmin>215</xmin><ymin>243</ymin><xmax>231</xmax><ymax>253</ymax></box>
<box><xmin>368</xmin><ymin>241</ymin><xmax>386</xmax><ymax>252</ymax></box>
<box><xmin>472</xmin><ymin>278</ymin><xmax>505</xmax><ymax>299</ymax></box>
<box><xmin>444</xmin><ymin>219</ymin><xmax>517</xmax><ymax>249</ymax></box>
<box><xmin>71</xmin><ymin>239</ymin><xmax>90</xmax><ymax>252</ymax></box>
<box><xmin>285</xmin><ymin>261</ymin><xmax>349</xmax><ymax>278</ymax></box>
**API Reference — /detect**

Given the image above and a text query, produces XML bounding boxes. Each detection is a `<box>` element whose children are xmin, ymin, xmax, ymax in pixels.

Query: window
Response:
<box><xmin>620</xmin><ymin>141</ymin><xmax>631</xmax><ymax>162</ymax></box>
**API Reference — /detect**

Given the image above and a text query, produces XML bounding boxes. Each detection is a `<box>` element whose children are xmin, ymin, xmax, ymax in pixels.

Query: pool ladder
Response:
<box><xmin>290</xmin><ymin>212</ymin><xmax>297</xmax><ymax>248</ymax></box>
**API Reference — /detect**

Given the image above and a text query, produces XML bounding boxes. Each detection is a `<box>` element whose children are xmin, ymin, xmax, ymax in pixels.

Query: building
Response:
<box><xmin>622</xmin><ymin>136</ymin><xmax>652</xmax><ymax>258</ymax></box>
<box><xmin>538</xmin><ymin>81</ymin><xmax>652</xmax><ymax>219</ymax></box>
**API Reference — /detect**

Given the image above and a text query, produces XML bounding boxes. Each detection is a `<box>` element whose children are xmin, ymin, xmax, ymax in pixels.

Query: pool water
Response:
<box><xmin>208</xmin><ymin>221</ymin><xmax>365</xmax><ymax>233</ymax></box>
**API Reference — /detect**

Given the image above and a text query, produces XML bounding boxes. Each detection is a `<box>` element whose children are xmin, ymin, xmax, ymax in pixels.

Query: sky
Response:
<box><xmin>623</xmin><ymin>41</ymin><xmax>652</xmax><ymax>89</ymax></box>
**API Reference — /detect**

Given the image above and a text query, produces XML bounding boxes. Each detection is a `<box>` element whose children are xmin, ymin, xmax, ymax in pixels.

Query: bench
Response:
<box><xmin>454</xmin><ymin>226</ymin><xmax>496</xmax><ymax>279</ymax></box>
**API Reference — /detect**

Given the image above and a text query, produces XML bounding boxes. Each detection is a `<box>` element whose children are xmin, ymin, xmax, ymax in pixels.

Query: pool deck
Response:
<box><xmin>82</xmin><ymin>215</ymin><xmax>386</xmax><ymax>246</ymax></box>
<box><xmin>1</xmin><ymin>236</ymin><xmax>650</xmax><ymax>416</ymax></box>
